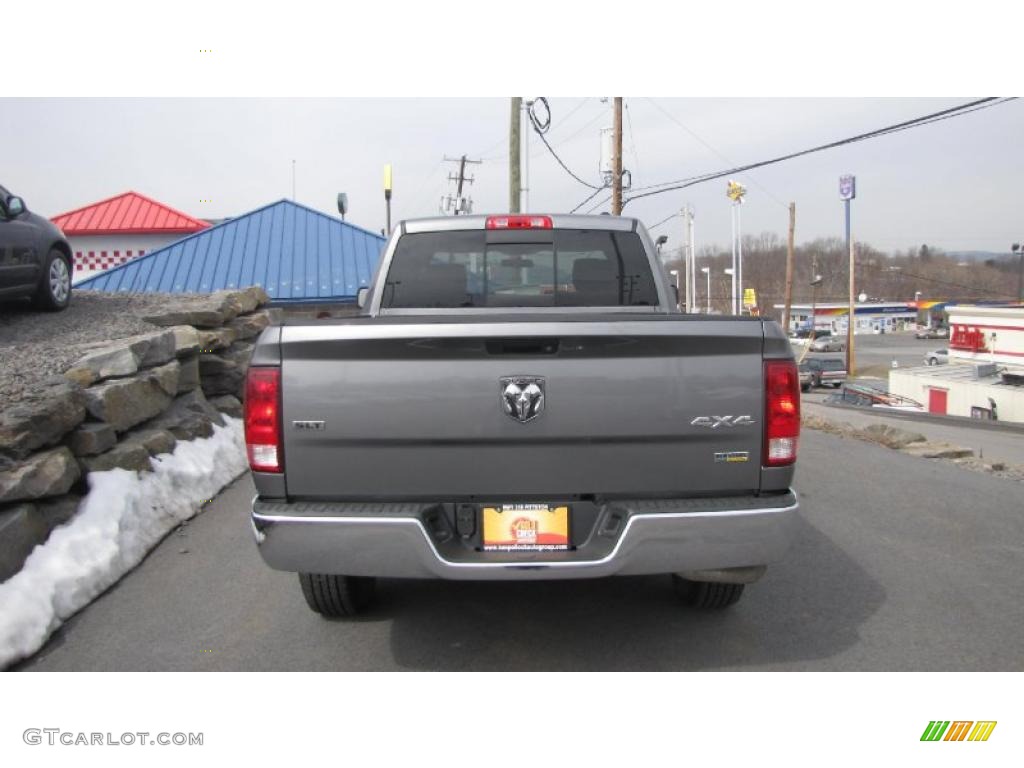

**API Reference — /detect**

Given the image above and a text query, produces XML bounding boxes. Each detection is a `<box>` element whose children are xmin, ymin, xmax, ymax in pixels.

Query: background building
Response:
<box><xmin>76</xmin><ymin>199</ymin><xmax>386</xmax><ymax>304</ymax></box>
<box><xmin>52</xmin><ymin>191</ymin><xmax>209</xmax><ymax>284</ymax></box>
<box><xmin>888</xmin><ymin>305</ymin><xmax>1024</xmax><ymax>422</ymax></box>
<box><xmin>775</xmin><ymin>302</ymin><xmax>918</xmax><ymax>334</ymax></box>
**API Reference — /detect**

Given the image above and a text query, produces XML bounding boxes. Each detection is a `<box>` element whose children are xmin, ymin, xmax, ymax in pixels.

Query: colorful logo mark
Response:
<box><xmin>921</xmin><ymin>721</ymin><xmax>997</xmax><ymax>742</ymax></box>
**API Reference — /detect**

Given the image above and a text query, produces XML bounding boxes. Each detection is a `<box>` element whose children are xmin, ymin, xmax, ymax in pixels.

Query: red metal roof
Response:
<box><xmin>51</xmin><ymin>191</ymin><xmax>210</xmax><ymax>235</ymax></box>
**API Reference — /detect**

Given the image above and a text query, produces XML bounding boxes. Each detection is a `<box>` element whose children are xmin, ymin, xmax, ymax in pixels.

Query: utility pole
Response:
<box><xmin>509</xmin><ymin>97</ymin><xmax>522</xmax><ymax>213</ymax></box>
<box><xmin>523</xmin><ymin>99</ymin><xmax>533</xmax><ymax>212</ymax></box>
<box><xmin>441</xmin><ymin>155</ymin><xmax>481</xmax><ymax>216</ymax></box>
<box><xmin>612</xmin><ymin>97</ymin><xmax>623</xmax><ymax>215</ymax></box>
<box><xmin>782</xmin><ymin>202</ymin><xmax>795</xmax><ymax>332</ymax></box>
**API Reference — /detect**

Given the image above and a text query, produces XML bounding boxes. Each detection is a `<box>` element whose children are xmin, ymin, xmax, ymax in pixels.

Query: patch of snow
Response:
<box><xmin>0</xmin><ymin>417</ymin><xmax>247</xmax><ymax>669</ymax></box>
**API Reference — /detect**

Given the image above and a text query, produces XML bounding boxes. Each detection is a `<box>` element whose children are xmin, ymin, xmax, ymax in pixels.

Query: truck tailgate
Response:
<box><xmin>279</xmin><ymin>319</ymin><xmax>765</xmax><ymax>499</ymax></box>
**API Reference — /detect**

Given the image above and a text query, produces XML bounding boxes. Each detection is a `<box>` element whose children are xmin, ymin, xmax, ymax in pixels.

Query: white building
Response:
<box><xmin>775</xmin><ymin>302</ymin><xmax>918</xmax><ymax>334</ymax></box>
<box><xmin>50</xmin><ymin>191</ymin><xmax>209</xmax><ymax>284</ymax></box>
<box><xmin>888</xmin><ymin>305</ymin><xmax>1024</xmax><ymax>422</ymax></box>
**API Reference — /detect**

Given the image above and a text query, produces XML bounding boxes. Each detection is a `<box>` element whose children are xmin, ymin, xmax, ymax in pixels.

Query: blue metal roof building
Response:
<box><xmin>76</xmin><ymin>199</ymin><xmax>386</xmax><ymax>303</ymax></box>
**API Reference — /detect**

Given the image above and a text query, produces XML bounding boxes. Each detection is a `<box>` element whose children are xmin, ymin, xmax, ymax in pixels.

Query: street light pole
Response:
<box><xmin>701</xmin><ymin>266</ymin><xmax>711</xmax><ymax>313</ymax></box>
<box><xmin>383</xmin><ymin>164</ymin><xmax>393</xmax><ymax>236</ymax></box>
<box><xmin>726</xmin><ymin>180</ymin><xmax>747</xmax><ymax>314</ymax></box>
<box><xmin>840</xmin><ymin>174</ymin><xmax>857</xmax><ymax>376</ymax></box>
<box><xmin>669</xmin><ymin>269</ymin><xmax>682</xmax><ymax>311</ymax></box>
<box><xmin>1013</xmin><ymin>243</ymin><xmax>1023</xmax><ymax>302</ymax></box>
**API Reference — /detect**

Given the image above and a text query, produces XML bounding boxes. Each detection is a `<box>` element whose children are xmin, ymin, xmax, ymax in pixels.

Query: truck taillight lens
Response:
<box><xmin>485</xmin><ymin>215</ymin><xmax>553</xmax><ymax>230</ymax></box>
<box><xmin>244</xmin><ymin>367</ymin><xmax>282</xmax><ymax>473</ymax></box>
<box><xmin>764</xmin><ymin>360</ymin><xmax>800</xmax><ymax>466</ymax></box>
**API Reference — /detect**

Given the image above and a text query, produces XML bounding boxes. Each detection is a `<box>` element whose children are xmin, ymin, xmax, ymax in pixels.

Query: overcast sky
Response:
<box><xmin>1</xmin><ymin>97</ymin><xmax>1021</xmax><ymax>255</ymax></box>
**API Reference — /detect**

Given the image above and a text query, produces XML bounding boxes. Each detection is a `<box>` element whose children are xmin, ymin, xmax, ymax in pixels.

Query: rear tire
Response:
<box><xmin>298</xmin><ymin>573</ymin><xmax>376</xmax><ymax>617</ymax></box>
<box><xmin>33</xmin><ymin>249</ymin><xmax>72</xmax><ymax>311</ymax></box>
<box><xmin>673</xmin><ymin>575</ymin><xmax>745</xmax><ymax>609</ymax></box>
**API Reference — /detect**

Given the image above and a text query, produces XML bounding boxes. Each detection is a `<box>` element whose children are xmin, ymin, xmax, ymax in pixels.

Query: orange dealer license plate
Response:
<box><xmin>481</xmin><ymin>504</ymin><xmax>570</xmax><ymax>552</ymax></box>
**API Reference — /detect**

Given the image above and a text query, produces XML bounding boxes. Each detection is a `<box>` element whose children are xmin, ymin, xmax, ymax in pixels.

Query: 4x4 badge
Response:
<box><xmin>691</xmin><ymin>415</ymin><xmax>756</xmax><ymax>429</ymax></box>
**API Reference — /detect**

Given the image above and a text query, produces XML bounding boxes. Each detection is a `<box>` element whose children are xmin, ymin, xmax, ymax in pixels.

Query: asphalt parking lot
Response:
<box><xmin>18</xmin><ymin>425</ymin><xmax>1024</xmax><ymax>672</ymax></box>
<box><xmin>796</xmin><ymin>329</ymin><xmax>946</xmax><ymax>377</ymax></box>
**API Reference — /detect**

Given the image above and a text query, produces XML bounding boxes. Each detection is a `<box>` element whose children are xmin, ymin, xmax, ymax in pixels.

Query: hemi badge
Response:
<box><xmin>292</xmin><ymin>420</ymin><xmax>325</xmax><ymax>431</ymax></box>
<box><xmin>714</xmin><ymin>451</ymin><xmax>750</xmax><ymax>463</ymax></box>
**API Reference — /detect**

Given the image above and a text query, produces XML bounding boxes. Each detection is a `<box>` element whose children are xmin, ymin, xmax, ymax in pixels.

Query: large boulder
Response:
<box><xmin>80</xmin><ymin>442</ymin><xmax>153</xmax><ymax>473</ymax></box>
<box><xmin>141</xmin><ymin>389</ymin><xmax>225</xmax><ymax>441</ymax></box>
<box><xmin>901</xmin><ymin>442</ymin><xmax>974</xmax><ymax>459</ymax></box>
<box><xmin>199</xmin><ymin>354</ymin><xmax>244</xmax><ymax>398</ymax></box>
<box><xmin>0</xmin><ymin>378</ymin><xmax>86</xmax><ymax>466</ymax></box>
<box><xmin>176</xmin><ymin>355</ymin><xmax>200</xmax><ymax>393</ymax></box>
<box><xmin>208</xmin><ymin>394</ymin><xmax>243</xmax><ymax>419</ymax></box>
<box><xmin>168</xmin><ymin>325</ymin><xmax>200</xmax><ymax>357</ymax></box>
<box><xmin>66</xmin><ymin>422</ymin><xmax>118</xmax><ymax>457</ymax></box>
<box><xmin>142</xmin><ymin>303</ymin><xmax>230</xmax><ymax>329</ymax></box>
<box><xmin>121</xmin><ymin>427</ymin><xmax>178</xmax><ymax>457</ymax></box>
<box><xmin>858</xmin><ymin>423</ymin><xmax>927</xmax><ymax>449</ymax></box>
<box><xmin>142</xmin><ymin>288</ymin><xmax>269</xmax><ymax>329</ymax></box>
<box><xmin>82</xmin><ymin>361</ymin><xmax>180</xmax><ymax>432</ymax></box>
<box><xmin>197</xmin><ymin>327</ymin><xmax>238</xmax><ymax>353</ymax></box>
<box><xmin>34</xmin><ymin>494</ymin><xmax>83</xmax><ymax>533</ymax></box>
<box><xmin>228</xmin><ymin>309</ymin><xmax>272</xmax><ymax>340</ymax></box>
<box><xmin>64</xmin><ymin>329</ymin><xmax>177</xmax><ymax>384</ymax></box>
<box><xmin>0</xmin><ymin>503</ymin><xmax>48</xmax><ymax>583</ymax></box>
<box><xmin>0</xmin><ymin>448</ymin><xmax>80</xmax><ymax>504</ymax></box>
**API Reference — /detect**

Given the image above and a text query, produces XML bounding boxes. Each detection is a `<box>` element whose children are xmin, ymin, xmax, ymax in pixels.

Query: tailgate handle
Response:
<box><xmin>485</xmin><ymin>338</ymin><xmax>559</xmax><ymax>355</ymax></box>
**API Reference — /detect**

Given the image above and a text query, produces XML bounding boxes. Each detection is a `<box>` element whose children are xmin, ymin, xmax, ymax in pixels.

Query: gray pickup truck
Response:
<box><xmin>246</xmin><ymin>214</ymin><xmax>800</xmax><ymax>617</ymax></box>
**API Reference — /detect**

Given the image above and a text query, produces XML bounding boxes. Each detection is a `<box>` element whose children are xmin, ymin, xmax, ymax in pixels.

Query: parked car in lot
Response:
<box><xmin>799</xmin><ymin>357</ymin><xmax>848</xmax><ymax>390</ymax></box>
<box><xmin>925</xmin><ymin>348</ymin><xmax>949</xmax><ymax>365</ymax></box>
<box><xmin>246</xmin><ymin>214</ymin><xmax>801</xmax><ymax>616</ymax></box>
<box><xmin>790</xmin><ymin>327</ymin><xmax>830</xmax><ymax>339</ymax></box>
<box><xmin>915</xmin><ymin>326</ymin><xmax>948</xmax><ymax>339</ymax></box>
<box><xmin>0</xmin><ymin>184</ymin><xmax>73</xmax><ymax>310</ymax></box>
<box><xmin>809</xmin><ymin>335</ymin><xmax>845</xmax><ymax>353</ymax></box>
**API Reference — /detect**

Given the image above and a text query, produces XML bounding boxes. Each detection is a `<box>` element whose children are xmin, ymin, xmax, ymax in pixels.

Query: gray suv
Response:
<box><xmin>0</xmin><ymin>185</ymin><xmax>73</xmax><ymax>310</ymax></box>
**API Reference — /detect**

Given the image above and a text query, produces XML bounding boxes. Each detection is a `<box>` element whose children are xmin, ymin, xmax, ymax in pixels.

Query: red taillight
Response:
<box><xmin>764</xmin><ymin>360</ymin><xmax>800</xmax><ymax>466</ymax></box>
<box><xmin>244</xmin><ymin>367</ymin><xmax>282</xmax><ymax>473</ymax></box>
<box><xmin>485</xmin><ymin>215</ymin><xmax>553</xmax><ymax>230</ymax></box>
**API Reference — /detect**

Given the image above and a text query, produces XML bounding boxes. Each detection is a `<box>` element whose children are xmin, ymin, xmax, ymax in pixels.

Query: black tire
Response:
<box><xmin>298</xmin><ymin>572</ymin><xmax>376</xmax><ymax>617</ymax></box>
<box><xmin>673</xmin><ymin>575</ymin><xmax>745</xmax><ymax>609</ymax></box>
<box><xmin>33</xmin><ymin>249</ymin><xmax>72</xmax><ymax>311</ymax></box>
<box><xmin>801</xmin><ymin>383</ymin><xmax>810</xmax><ymax>392</ymax></box>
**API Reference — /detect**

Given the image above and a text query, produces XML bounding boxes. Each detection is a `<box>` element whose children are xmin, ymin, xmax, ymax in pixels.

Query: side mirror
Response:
<box><xmin>5</xmin><ymin>196</ymin><xmax>25</xmax><ymax>217</ymax></box>
<box><xmin>356</xmin><ymin>286</ymin><xmax>369</xmax><ymax>309</ymax></box>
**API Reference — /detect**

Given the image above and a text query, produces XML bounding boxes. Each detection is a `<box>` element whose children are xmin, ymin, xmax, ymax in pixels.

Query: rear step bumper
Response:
<box><xmin>251</xmin><ymin>492</ymin><xmax>799</xmax><ymax>581</ymax></box>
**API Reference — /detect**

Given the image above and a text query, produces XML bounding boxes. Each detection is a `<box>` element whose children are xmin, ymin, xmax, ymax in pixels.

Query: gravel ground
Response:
<box><xmin>0</xmin><ymin>291</ymin><xmax>215</xmax><ymax>405</ymax></box>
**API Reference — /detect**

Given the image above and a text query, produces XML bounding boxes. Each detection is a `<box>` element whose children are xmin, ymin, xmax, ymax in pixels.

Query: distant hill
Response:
<box><xmin>947</xmin><ymin>250</ymin><xmax>1013</xmax><ymax>262</ymax></box>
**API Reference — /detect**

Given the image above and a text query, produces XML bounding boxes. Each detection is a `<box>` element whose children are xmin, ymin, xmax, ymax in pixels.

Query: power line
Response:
<box><xmin>527</xmin><ymin>97</ymin><xmax>604</xmax><ymax>190</ymax></box>
<box><xmin>623</xmin><ymin>97</ymin><xmax>1015</xmax><ymax>207</ymax></box>
<box><xmin>624</xmin><ymin>101</ymin><xmax>641</xmax><ymax>184</ymax></box>
<box><xmin>482</xmin><ymin>98</ymin><xmax>597</xmax><ymax>162</ymax></box>
<box><xmin>570</xmin><ymin>186</ymin><xmax>608</xmax><ymax>214</ymax></box>
<box><xmin>645</xmin><ymin>98</ymin><xmax>788</xmax><ymax>209</ymax></box>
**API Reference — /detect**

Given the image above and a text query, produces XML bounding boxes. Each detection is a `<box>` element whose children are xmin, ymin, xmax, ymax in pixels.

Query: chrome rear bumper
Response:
<box><xmin>252</xmin><ymin>492</ymin><xmax>799</xmax><ymax>581</ymax></box>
